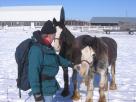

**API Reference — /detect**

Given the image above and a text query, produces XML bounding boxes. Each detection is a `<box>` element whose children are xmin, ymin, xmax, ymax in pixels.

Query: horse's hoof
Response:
<box><xmin>98</xmin><ymin>96</ymin><xmax>106</xmax><ymax>102</ymax></box>
<box><xmin>72</xmin><ymin>91</ymin><xmax>80</xmax><ymax>101</ymax></box>
<box><xmin>110</xmin><ymin>83</ymin><xmax>117</xmax><ymax>90</ymax></box>
<box><xmin>72</xmin><ymin>95</ymin><xmax>80</xmax><ymax>101</ymax></box>
<box><xmin>61</xmin><ymin>89</ymin><xmax>70</xmax><ymax>97</ymax></box>
<box><xmin>86</xmin><ymin>99</ymin><xmax>93</xmax><ymax>102</ymax></box>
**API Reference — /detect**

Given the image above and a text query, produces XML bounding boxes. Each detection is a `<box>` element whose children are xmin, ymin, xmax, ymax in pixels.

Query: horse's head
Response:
<box><xmin>74</xmin><ymin>46</ymin><xmax>96</xmax><ymax>77</ymax></box>
<box><xmin>52</xmin><ymin>18</ymin><xmax>75</xmax><ymax>52</ymax></box>
<box><xmin>52</xmin><ymin>18</ymin><xmax>65</xmax><ymax>51</ymax></box>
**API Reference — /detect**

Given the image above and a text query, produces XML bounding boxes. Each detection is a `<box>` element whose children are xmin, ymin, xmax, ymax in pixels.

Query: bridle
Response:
<box><xmin>81</xmin><ymin>60</ymin><xmax>92</xmax><ymax>66</ymax></box>
<box><xmin>81</xmin><ymin>55</ymin><xmax>96</xmax><ymax>74</ymax></box>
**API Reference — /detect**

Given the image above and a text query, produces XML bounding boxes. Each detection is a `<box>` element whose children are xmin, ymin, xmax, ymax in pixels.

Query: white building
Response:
<box><xmin>0</xmin><ymin>5</ymin><xmax>65</xmax><ymax>27</ymax></box>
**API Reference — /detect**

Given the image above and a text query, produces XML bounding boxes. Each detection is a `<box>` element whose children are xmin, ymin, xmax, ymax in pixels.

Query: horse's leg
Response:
<box><xmin>110</xmin><ymin>61</ymin><xmax>117</xmax><ymax>90</ymax></box>
<box><xmin>85</xmin><ymin>75</ymin><xmax>89</xmax><ymax>86</ymax></box>
<box><xmin>98</xmin><ymin>69</ymin><xmax>106</xmax><ymax>102</ymax></box>
<box><xmin>105</xmin><ymin>69</ymin><xmax>108</xmax><ymax>91</ymax></box>
<box><xmin>61</xmin><ymin>68</ymin><xmax>70</xmax><ymax>97</ymax></box>
<box><xmin>86</xmin><ymin>69</ymin><xmax>94</xmax><ymax>102</ymax></box>
<box><xmin>72</xmin><ymin>69</ymin><xmax>80</xmax><ymax>100</ymax></box>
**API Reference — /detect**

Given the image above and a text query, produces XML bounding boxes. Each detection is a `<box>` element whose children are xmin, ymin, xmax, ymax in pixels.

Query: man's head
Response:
<box><xmin>40</xmin><ymin>20</ymin><xmax>56</xmax><ymax>45</ymax></box>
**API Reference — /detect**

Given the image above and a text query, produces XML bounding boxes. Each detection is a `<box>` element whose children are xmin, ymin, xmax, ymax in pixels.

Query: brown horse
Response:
<box><xmin>53</xmin><ymin>18</ymin><xmax>117</xmax><ymax>102</ymax></box>
<box><xmin>53</xmin><ymin>19</ymin><xmax>93</xmax><ymax>96</ymax></box>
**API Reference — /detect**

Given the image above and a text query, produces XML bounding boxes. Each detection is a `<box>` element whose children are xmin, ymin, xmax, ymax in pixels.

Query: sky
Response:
<box><xmin>0</xmin><ymin>0</ymin><xmax>136</xmax><ymax>20</ymax></box>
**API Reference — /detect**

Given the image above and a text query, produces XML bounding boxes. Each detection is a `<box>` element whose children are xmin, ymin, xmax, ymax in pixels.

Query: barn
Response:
<box><xmin>0</xmin><ymin>5</ymin><xmax>65</xmax><ymax>27</ymax></box>
<box><xmin>90</xmin><ymin>17</ymin><xmax>136</xmax><ymax>33</ymax></box>
<box><xmin>91</xmin><ymin>17</ymin><xmax>136</xmax><ymax>27</ymax></box>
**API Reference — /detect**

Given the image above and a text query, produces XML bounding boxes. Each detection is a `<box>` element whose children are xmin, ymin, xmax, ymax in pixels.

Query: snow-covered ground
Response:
<box><xmin>0</xmin><ymin>28</ymin><xmax>136</xmax><ymax>102</ymax></box>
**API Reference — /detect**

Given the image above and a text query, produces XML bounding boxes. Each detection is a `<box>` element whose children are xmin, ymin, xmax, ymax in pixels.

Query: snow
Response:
<box><xmin>0</xmin><ymin>28</ymin><xmax>136</xmax><ymax>102</ymax></box>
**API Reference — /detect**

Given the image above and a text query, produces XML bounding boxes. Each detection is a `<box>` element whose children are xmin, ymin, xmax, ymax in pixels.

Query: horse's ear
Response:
<box><xmin>60</xmin><ymin>18</ymin><xmax>64</xmax><ymax>25</ymax></box>
<box><xmin>59</xmin><ymin>19</ymin><xmax>65</xmax><ymax>28</ymax></box>
<box><xmin>53</xmin><ymin>18</ymin><xmax>57</xmax><ymax>25</ymax></box>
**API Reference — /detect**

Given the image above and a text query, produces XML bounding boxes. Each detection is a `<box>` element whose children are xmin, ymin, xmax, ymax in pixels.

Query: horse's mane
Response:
<box><xmin>59</xmin><ymin>27</ymin><xmax>75</xmax><ymax>59</ymax></box>
<box><xmin>91</xmin><ymin>37</ymin><xmax>108</xmax><ymax>59</ymax></box>
<box><xmin>60</xmin><ymin>27</ymin><xmax>75</xmax><ymax>46</ymax></box>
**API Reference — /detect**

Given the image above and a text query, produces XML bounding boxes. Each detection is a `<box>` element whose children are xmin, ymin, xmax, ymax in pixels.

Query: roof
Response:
<box><xmin>91</xmin><ymin>17</ymin><xmax>136</xmax><ymax>24</ymax></box>
<box><xmin>0</xmin><ymin>5</ymin><xmax>64</xmax><ymax>21</ymax></box>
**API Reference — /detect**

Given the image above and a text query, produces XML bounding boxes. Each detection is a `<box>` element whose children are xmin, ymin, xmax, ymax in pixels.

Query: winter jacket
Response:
<box><xmin>28</xmin><ymin>44</ymin><xmax>72</xmax><ymax>96</ymax></box>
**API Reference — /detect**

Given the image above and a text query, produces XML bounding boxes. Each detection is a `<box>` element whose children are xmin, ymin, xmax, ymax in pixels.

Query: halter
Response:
<box><xmin>81</xmin><ymin>60</ymin><xmax>92</xmax><ymax>66</ymax></box>
<box><xmin>81</xmin><ymin>60</ymin><xmax>96</xmax><ymax>74</ymax></box>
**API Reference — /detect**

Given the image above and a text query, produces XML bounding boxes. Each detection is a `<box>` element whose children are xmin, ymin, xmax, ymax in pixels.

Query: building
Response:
<box><xmin>0</xmin><ymin>6</ymin><xmax>65</xmax><ymax>27</ymax></box>
<box><xmin>91</xmin><ymin>17</ymin><xmax>136</xmax><ymax>26</ymax></box>
<box><xmin>65</xmin><ymin>20</ymin><xmax>90</xmax><ymax>26</ymax></box>
<box><xmin>91</xmin><ymin>17</ymin><xmax>136</xmax><ymax>32</ymax></box>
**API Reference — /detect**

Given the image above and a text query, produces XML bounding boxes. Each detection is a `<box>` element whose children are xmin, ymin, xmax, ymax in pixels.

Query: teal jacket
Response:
<box><xmin>28</xmin><ymin>44</ymin><xmax>72</xmax><ymax>96</ymax></box>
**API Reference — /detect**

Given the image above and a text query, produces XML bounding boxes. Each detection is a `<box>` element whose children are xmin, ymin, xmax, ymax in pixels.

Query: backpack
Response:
<box><xmin>15</xmin><ymin>38</ymin><xmax>44</xmax><ymax>98</ymax></box>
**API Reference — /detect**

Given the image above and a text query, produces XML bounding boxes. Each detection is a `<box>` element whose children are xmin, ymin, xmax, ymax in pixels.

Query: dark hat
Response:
<box><xmin>41</xmin><ymin>20</ymin><xmax>56</xmax><ymax>35</ymax></box>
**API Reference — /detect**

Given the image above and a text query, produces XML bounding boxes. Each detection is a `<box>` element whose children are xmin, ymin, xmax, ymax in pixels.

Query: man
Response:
<box><xmin>28</xmin><ymin>20</ymin><xmax>73</xmax><ymax>102</ymax></box>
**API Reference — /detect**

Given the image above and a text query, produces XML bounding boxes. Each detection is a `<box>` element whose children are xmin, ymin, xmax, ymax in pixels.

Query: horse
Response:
<box><xmin>53</xmin><ymin>18</ymin><xmax>117</xmax><ymax>102</ymax></box>
<box><xmin>52</xmin><ymin>18</ymin><xmax>95</xmax><ymax>97</ymax></box>
<box><xmin>80</xmin><ymin>36</ymin><xmax>117</xmax><ymax>102</ymax></box>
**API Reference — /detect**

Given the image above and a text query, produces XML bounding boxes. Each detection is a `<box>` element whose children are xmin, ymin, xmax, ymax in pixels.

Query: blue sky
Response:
<box><xmin>0</xmin><ymin>0</ymin><xmax>136</xmax><ymax>20</ymax></box>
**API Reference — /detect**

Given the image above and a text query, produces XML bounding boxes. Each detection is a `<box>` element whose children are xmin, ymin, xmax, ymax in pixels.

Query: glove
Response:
<box><xmin>33</xmin><ymin>93</ymin><xmax>44</xmax><ymax>102</ymax></box>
